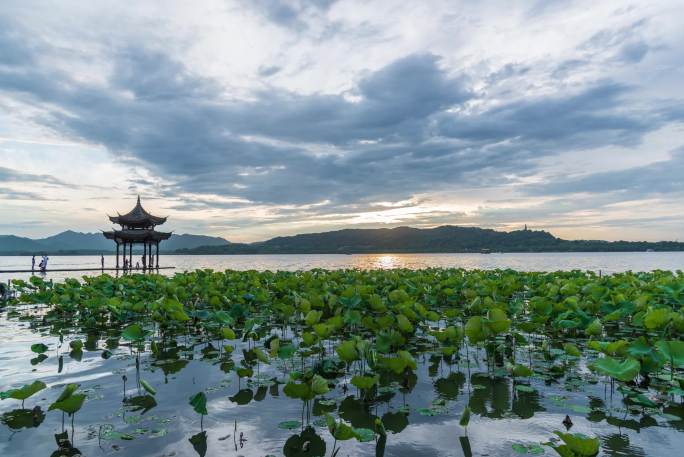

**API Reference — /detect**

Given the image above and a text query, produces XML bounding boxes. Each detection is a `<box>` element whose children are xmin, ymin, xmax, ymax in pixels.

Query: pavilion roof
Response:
<box><xmin>109</xmin><ymin>196</ymin><xmax>167</xmax><ymax>227</ymax></box>
<box><xmin>103</xmin><ymin>229</ymin><xmax>172</xmax><ymax>242</ymax></box>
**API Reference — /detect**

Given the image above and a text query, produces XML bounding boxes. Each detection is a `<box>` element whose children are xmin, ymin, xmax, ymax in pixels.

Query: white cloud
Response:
<box><xmin>0</xmin><ymin>0</ymin><xmax>683</xmax><ymax>242</ymax></box>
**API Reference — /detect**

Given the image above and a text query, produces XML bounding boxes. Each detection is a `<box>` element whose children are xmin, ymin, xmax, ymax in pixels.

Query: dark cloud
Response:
<box><xmin>244</xmin><ymin>0</ymin><xmax>338</xmax><ymax>30</ymax></box>
<box><xmin>529</xmin><ymin>147</ymin><xmax>684</xmax><ymax>196</ymax></box>
<box><xmin>0</xmin><ymin>9</ymin><xmax>680</xmax><ymax>228</ymax></box>
<box><xmin>258</xmin><ymin>65</ymin><xmax>283</xmax><ymax>77</ymax></box>
<box><xmin>436</xmin><ymin>82</ymin><xmax>652</xmax><ymax>148</ymax></box>
<box><xmin>618</xmin><ymin>40</ymin><xmax>650</xmax><ymax>63</ymax></box>
<box><xmin>0</xmin><ymin>166</ymin><xmax>73</xmax><ymax>188</ymax></box>
<box><xmin>0</xmin><ymin>187</ymin><xmax>58</xmax><ymax>200</ymax></box>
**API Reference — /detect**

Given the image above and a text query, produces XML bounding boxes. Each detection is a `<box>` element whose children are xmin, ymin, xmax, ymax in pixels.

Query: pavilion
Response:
<box><xmin>103</xmin><ymin>196</ymin><xmax>171</xmax><ymax>270</ymax></box>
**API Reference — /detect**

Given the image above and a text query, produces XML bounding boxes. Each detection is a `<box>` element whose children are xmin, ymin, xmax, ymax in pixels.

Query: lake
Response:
<box><xmin>2</xmin><ymin>251</ymin><xmax>684</xmax><ymax>283</ymax></box>
<box><xmin>1</xmin><ymin>257</ymin><xmax>683</xmax><ymax>457</ymax></box>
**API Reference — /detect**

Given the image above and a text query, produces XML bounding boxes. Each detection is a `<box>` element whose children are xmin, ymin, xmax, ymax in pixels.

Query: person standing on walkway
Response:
<box><xmin>31</xmin><ymin>255</ymin><xmax>35</xmax><ymax>272</ymax></box>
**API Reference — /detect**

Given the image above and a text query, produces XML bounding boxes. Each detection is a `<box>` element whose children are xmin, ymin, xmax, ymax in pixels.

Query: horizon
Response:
<box><xmin>2</xmin><ymin>1</ymin><xmax>684</xmax><ymax>243</ymax></box>
<box><xmin>3</xmin><ymin>223</ymin><xmax>683</xmax><ymax>245</ymax></box>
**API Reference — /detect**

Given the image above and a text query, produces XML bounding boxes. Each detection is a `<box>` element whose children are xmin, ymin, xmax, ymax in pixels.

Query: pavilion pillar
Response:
<box><xmin>116</xmin><ymin>242</ymin><xmax>120</xmax><ymax>269</ymax></box>
<box><xmin>143</xmin><ymin>242</ymin><xmax>147</xmax><ymax>269</ymax></box>
<box><xmin>149</xmin><ymin>243</ymin><xmax>154</xmax><ymax>268</ymax></box>
<box><xmin>129</xmin><ymin>243</ymin><xmax>133</xmax><ymax>269</ymax></box>
<box><xmin>156</xmin><ymin>242</ymin><xmax>159</xmax><ymax>268</ymax></box>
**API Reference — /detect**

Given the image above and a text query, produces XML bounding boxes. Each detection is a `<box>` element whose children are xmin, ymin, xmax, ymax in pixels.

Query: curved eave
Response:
<box><xmin>103</xmin><ymin>230</ymin><xmax>172</xmax><ymax>242</ymax></box>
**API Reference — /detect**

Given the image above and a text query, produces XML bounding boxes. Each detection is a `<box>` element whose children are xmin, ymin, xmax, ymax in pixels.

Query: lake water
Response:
<box><xmin>1</xmin><ymin>251</ymin><xmax>684</xmax><ymax>283</ymax></box>
<box><xmin>1</xmin><ymin>260</ymin><xmax>683</xmax><ymax>456</ymax></box>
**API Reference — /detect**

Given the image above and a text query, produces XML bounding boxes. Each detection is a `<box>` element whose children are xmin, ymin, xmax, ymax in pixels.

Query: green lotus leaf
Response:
<box><xmin>487</xmin><ymin>308</ymin><xmax>510</xmax><ymax>334</ymax></box>
<box><xmin>122</xmin><ymin>324</ymin><xmax>144</xmax><ymax>341</ymax></box>
<box><xmin>54</xmin><ymin>383</ymin><xmax>80</xmax><ymax>403</ymax></box>
<box><xmin>591</xmin><ymin>356</ymin><xmax>640</xmax><ymax>382</ymax></box>
<box><xmin>552</xmin><ymin>431</ymin><xmax>600</xmax><ymax>457</ymax></box>
<box><xmin>30</xmin><ymin>343</ymin><xmax>48</xmax><ymax>354</ymax></box>
<box><xmin>585</xmin><ymin>319</ymin><xmax>602</xmax><ymax>336</ymax></box>
<box><xmin>511</xmin><ymin>364</ymin><xmax>533</xmax><ymax>378</ymax></box>
<box><xmin>325</xmin><ymin>414</ymin><xmax>355</xmax><ymax>441</ymax></box>
<box><xmin>311</xmin><ymin>375</ymin><xmax>329</xmax><ymax>396</ymax></box>
<box><xmin>350</xmin><ymin>374</ymin><xmax>379</xmax><ymax>390</ymax></box>
<box><xmin>49</xmin><ymin>393</ymin><xmax>86</xmax><ymax>415</ymax></box>
<box><xmin>563</xmin><ymin>343</ymin><xmax>581</xmax><ymax>357</ymax></box>
<box><xmin>465</xmin><ymin>316</ymin><xmax>489</xmax><ymax>344</ymax></box>
<box><xmin>459</xmin><ymin>406</ymin><xmax>471</xmax><ymax>427</ymax></box>
<box><xmin>69</xmin><ymin>339</ymin><xmax>83</xmax><ymax>350</ymax></box>
<box><xmin>221</xmin><ymin>327</ymin><xmax>236</xmax><ymax>340</ymax></box>
<box><xmin>336</xmin><ymin>340</ymin><xmax>359</xmax><ymax>364</ymax></box>
<box><xmin>1</xmin><ymin>381</ymin><xmax>47</xmax><ymax>402</ymax></box>
<box><xmin>140</xmin><ymin>379</ymin><xmax>156</xmax><ymax>396</ymax></box>
<box><xmin>304</xmin><ymin>310</ymin><xmax>322</xmax><ymax>326</ymax></box>
<box><xmin>253</xmin><ymin>347</ymin><xmax>270</xmax><ymax>364</ymax></box>
<box><xmin>396</xmin><ymin>314</ymin><xmax>414</xmax><ymax>333</ymax></box>
<box><xmin>278</xmin><ymin>420</ymin><xmax>301</xmax><ymax>430</ymax></box>
<box><xmin>643</xmin><ymin>307</ymin><xmax>671</xmax><ymax>330</ymax></box>
<box><xmin>352</xmin><ymin>427</ymin><xmax>375</xmax><ymax>442</ymax></box>
<box><xmin>283</xmin><ymin>382</ymin><xmax>312</xmax><ymax>400</ymax></box>
<box><xmin>656</xmin><ymin>340</ymin><xmax>684</xmax><ymax>368</ymax></box>
<box><xmin>189</xmin><ymin>391</ymin><xmax>207</xmax><ymax>415</ymax></box>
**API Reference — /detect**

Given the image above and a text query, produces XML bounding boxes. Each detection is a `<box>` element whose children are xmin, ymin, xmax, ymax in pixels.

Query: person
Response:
<box><xmin>31</xmin><ymin>255</ymin><xmax>35</xmax><ymax>272</ymax></box>
<box><xmin>42</xmin><ymin>255</ymin><xmax>49</xmax><ymax>272</ymax></box>
<box><xmin>135</xmin><ymin>261</ymin><xmax>140</xmax><ymax>270</ymax></box>
<box><xmin>101</xmin><ymin>254</ymin><xmax>104</xmax><ymax>270</ymax></box>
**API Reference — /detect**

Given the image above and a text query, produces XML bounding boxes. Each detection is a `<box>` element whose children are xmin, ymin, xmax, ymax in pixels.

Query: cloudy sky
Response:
<box><xmin>1</xmin><ymin>0</ymin><xmax>683</xmax><ymax>242</ymax></box>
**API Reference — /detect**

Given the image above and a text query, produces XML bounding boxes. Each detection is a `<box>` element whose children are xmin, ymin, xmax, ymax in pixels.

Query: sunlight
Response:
<box><xmin>375</xmin><ymin>254</ymin><xmax>398</xmax><ymax>269</ymax></box>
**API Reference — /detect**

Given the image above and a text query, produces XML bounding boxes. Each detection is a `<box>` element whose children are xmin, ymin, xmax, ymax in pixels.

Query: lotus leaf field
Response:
<box><xmin>1</xmin><ymin>268</ymin><xmax>683</xmax><ymax>456</ymax></box>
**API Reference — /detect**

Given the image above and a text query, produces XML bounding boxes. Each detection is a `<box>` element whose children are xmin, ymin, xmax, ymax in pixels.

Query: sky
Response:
<box><xmin>1</xmin><ymin>0</ymin><xmax>683</xmax><ymax>243</ymax></box>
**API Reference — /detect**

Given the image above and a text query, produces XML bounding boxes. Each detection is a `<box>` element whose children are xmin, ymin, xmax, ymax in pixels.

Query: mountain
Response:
<box><xmin>0</xmin><ymin>231</ymin><xmax>229</xmax><ymax>254</ymax></box>
<box><xmin>0</xmin><ymin>235</ymin><xmax>45</xmax><ymax>253</ymax></box>
<box><xmin>3</xmin><ymin>226</ymin><xmax>683</xmax><ymax>255</ymax></box>
<box><xmin>158</xmin><ymin>233</ymin><xmax>230</xmax><ymax>251</ymax></box>
<box><xmin>37</xmin><ymin>230</ymin><xmax>112</xmax><ymax>251</ymax></box>
<box><xmin>176</xmin><ymin>225</ymin><xmax>684</xmax><ymax>254</ymax></box>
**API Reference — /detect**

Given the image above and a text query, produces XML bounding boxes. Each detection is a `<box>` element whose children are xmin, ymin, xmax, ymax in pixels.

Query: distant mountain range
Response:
<box><xmin>0</xmin><ymin>230</ymin><xmax>229</xmax><ymax>255</ymax></box>
<box><xmin>2</xmin><ymin>226</ymin><xmax>683</xmax><ymax>255</ymax></box>
<box><xmin>176</xmin><ymin>226</ymin><xmax>684</xmax><ymax>254</ymax></box>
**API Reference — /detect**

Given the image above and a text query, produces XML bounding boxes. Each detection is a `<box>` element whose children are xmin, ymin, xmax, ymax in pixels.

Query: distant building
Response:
<box><xmin>103</xmin><ymin>196</ymin><xmax>171</xmax><ymax>270</ymax></box>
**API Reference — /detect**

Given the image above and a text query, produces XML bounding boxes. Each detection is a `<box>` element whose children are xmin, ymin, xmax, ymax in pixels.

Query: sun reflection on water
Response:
<box><xmin>372</xmin><ymin>254</ymin><xmax>399</xmax><ymax>269</ymax></box>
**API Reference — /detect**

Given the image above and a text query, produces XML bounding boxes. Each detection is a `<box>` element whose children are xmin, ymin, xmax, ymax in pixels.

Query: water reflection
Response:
<box><xmin>50</xmin><ymin>431</ymin><xmax>81</xmax><ymax>457</ymax></box>
<box><xmin>1</xmin><ymin>407</ymin><xmax>44</xmax><ymax>430</ymax></box>
<box><xmin>4</xmin><ymin>251</ymin><xmax>684</xmax><ymax>283</ymax></box>
<box><xmin>602</xmin><ymin>433</ymin><xmax>647</xmax><ymax>457</ymax></box>
<box><xmin>1</xmin><ymin>305</ymin><xmax>682</xmax><ymax>457</ymax></box>
<box><xmin>434</xmin><ymin>372</ymin><xmax>466</xmax><ymax>400</ymax></box>
<box><xmin>467</xmin><ymin>373</ymin><xmax>545</xmax><ymax>420</ymax></box>
<box><xmin>188</xmin><ymin>430</ymin><xmax>207</xmax><ymax>457</ymax></box>
<box><xmin>283</xmin><ymin>426</ymin><xmax>326</xmax><ymax>457</ymax></box>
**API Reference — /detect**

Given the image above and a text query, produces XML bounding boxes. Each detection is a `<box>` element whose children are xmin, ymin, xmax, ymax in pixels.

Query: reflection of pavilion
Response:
<box><xmin>103</xmin><ymin>196</ymin><xmax>171</xmax><ymax>270</ymax></box>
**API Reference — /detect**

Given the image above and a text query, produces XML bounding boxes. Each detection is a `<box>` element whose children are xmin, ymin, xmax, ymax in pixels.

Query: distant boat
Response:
<box><xmin>481</xmin><ymin>248</ymin><xmax>491</xmax><ymax>254</ymax></box>
<box><xmin>646</xmin><ymin>249</ymin><xmax>655</xmax><ymax>252</ymax></box>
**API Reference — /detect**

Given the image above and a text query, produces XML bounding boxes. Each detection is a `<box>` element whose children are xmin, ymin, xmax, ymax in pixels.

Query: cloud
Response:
<box><xmin>0</xmin><ymin>186</ymin><xmax>58</xmax><ymax>200</ymax></box>
<box><xmin>0</xmin><ymin>1</ymin><xmax>683</xmax><ymax>241</ymax></box>
<box><xmin>530</xmin><ymin>147</ymin><xmax>684</xmax><ymax>197</ymax></box>
<box><xmin>436</xmin><ymin>82</ymin><xmax>653</xmax><ymax>148</ymax></box>
<box><xmin>0</xmin><ymin>166</ymin><xmax>74</xmax><ymax>188</ymax></box>
<box><xmin>243</xmin><ymin>0</ymin><xmax>338</xmax><ymax>30</ymax></box>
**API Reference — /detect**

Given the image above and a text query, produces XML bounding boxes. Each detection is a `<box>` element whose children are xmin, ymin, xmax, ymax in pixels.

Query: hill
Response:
<box><xmin>176</xmin><ymin>225</ymin><xmax>684</xmax><ymax>254</ymax></box>
<box><xmin>0</xmin><ymin>231</ymin><xmax>229</xmax><ymax>255</ymax></box>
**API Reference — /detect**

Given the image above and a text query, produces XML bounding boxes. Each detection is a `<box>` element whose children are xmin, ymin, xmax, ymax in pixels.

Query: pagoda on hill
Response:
<box><xmin>103</xmin><ymin>196</ymin><xmax>171</xmax><ymax>270</ymax></box>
